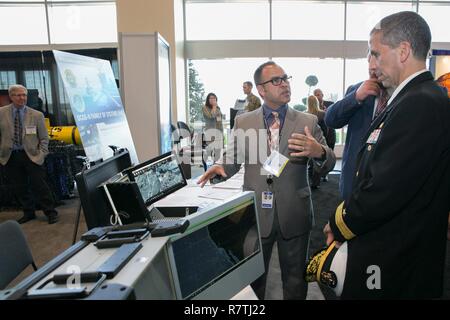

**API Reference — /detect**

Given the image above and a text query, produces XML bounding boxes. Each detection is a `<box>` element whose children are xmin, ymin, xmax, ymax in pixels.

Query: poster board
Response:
<box><xmin>54</xmin><ymin>50</ymin><xmax>138</xmax><ymax>164</ymax></box>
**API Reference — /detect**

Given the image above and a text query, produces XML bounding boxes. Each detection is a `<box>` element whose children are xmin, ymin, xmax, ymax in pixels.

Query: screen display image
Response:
<box><xmin>170</xmin><ymin>202</ymin><xmax>260</xmax><ymax>299</ymax></box>
<box><xmin>430</xmin><ymin>50</ymin><xmax>450</xmax><ymax>98</ymax></box>
<box><xmin>129</xmin><ymin>152</ymin><xmax>186</xmax><ymax>206</ymax></box>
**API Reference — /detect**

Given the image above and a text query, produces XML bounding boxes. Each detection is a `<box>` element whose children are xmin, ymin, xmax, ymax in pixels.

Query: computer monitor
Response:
<box><xmin>103</xmin><ymin>181</ymin><xmax>151</xmax><ymax>225</ymax></box>
<box><xmin>75</xmin><ymin>150</ymin><xmax>132</xmax><ymax>229</ymax></box>
<box><xmin>166</xmin><ymin>192</ymin><xmax>264</xmax><ymax>299</ymax></box>
<box><xmin>125</xmin><ymin>152</ymin><xmax>187</xmax><ymax>207</ymax></box>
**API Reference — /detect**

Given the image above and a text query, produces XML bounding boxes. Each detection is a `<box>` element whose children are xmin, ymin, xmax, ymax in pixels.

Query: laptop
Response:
<box><xmin>104</xmin><ymin>152</ymin><xmax>198</xmax><ymax>224</ymax></box>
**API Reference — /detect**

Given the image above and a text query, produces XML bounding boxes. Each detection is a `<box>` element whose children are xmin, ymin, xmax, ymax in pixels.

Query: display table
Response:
<box><xmin>1</xmin><ymin>179</ymin><xmax>263</xmax><ymax>300</ymax></box>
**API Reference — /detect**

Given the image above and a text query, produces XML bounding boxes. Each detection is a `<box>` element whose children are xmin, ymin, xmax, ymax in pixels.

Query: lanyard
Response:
<box><xmin>264</xmin><ymin>113</ymin><xmax>281</xmax><ymax>189</ymax></box>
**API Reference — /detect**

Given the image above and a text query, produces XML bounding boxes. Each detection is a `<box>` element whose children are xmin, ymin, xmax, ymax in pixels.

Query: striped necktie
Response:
<box><xmin>14</xmin><ymin>110</ymin><xmax>22</xmax><ymax>147</ymax></box>
<box><xmin>374</xmin><ymin>89</ymin><xmax>389</xmax><ymax>119</ymax></box>
<box><xmin>269</xmin><ymin>112</ymin><xmax>280</xmax><ymax>151</ymax></box>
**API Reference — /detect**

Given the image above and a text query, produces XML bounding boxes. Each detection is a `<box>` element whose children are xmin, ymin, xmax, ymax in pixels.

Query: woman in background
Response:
<box><xmin>202</xmin><ymin>93</ymin><xmax>223</xmax><ymax>169</ymax></box>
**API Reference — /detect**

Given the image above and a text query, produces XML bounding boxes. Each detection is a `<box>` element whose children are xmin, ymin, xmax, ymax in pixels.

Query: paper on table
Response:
<box><xmin>211</xmin><ymin>179</ymin><xmax>243</xmax><ymax>190</ymax></box>
<box><xmin>156</xmin><ymin>185</ymin><xmax>214</xmax><ymax>207</ymax></box>
<box><xmin>198</xmin><ymin>188</ymin><xmax>241</xmax><ymax>201</ymax></box>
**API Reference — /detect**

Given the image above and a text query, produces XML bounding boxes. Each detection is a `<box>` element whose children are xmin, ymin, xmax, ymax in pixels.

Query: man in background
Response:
<box><xmin>325</xmin><ymin>67</ymin><xmax>392</xmax><ymax>202</ymax></box>
<box><xmin>313</xmin><ymin>88</ymin><xmax>333</xmax><ymax>110</ymax></box>
<box><xmin>0</xmin><ymin>84</ymin><xmax>58</xmax><ymax>224</ymax></box>
<box><xmin>243</xmin><ymin>81</ymin><xmax>261</xmax><ymax>112</ymax></box>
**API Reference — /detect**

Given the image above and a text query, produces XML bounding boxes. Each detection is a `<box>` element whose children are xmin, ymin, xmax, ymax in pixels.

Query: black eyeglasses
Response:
<box><xmin>258</xmin><ymin>75</ymin><xmax>292</xmax><ymax>86</ymax></box>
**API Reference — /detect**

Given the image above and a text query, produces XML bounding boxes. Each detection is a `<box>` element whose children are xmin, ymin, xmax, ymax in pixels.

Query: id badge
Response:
<box><xmin>263</xmin><ymin>150</ymin><xmax>289</xmax><ymax>177</ymax></box>
<box><xmin>262</xmin><ymin>191</ymin><xmax>273</xmax><ymax>209</ymax></box>
<box><xmin>25</xmin><ymin>126</ymin><xmax>37</xmax><ymax>135</ymax></box>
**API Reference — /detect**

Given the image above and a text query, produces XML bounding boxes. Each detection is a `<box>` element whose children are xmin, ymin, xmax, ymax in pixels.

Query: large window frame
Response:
<box><xmin>184</xmin><ymin>0</ymin><xmax>450</xmax><ymax>148</ymax></box>
<box><xmin>0</xmin><ymin>0</ymin><xmax>117</xmax><ymax>49</ymax></box>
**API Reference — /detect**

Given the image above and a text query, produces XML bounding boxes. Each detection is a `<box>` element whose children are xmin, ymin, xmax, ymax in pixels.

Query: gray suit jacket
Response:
<box><xmin>219</xmin><ymin>107</ymin><xmax>335</xmax><ymax>238</ymax></box>
<box><xmin>0</xmin><ymin>104</ymin><xmax>49</xmax><ymax>166</ymax></box>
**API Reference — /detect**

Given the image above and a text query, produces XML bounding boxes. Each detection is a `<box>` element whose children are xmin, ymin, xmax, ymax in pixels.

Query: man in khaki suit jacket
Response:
<box><xmin>199</xmin><ymin>62</ymin><xmax>336</xmax><ymax>299</ymax></box>
<box><xmin>0</xmin><ymin>85</ymin><xmax>58</xmax><ymax>224</ymax></box>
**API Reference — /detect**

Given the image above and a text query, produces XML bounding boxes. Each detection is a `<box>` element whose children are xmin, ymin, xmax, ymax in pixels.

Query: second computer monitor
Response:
<box><xmin>125</xmin><ymin>152</ymin><xmax>187</xmax><ymax>207</ymax></box>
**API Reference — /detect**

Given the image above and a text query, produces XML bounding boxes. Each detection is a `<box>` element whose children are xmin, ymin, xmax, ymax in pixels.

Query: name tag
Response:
<box><xmin>25</xmin><ymin>126</ymin><xmax>37</xmax><ymax>135</ymax></box>
<box><xmin>262</xmin><ymin>191</ymin><xmax>273</xmax><ymax>209</ymax></box>
<box><xmin>366</xmin><ymin>129</ymin><xmax>381</xmax><ymax>144</ymax></box>
<box><xmin>263</xmin><ymin>150</ymin><xmax>289</xmax><ymax>177</ymax></box>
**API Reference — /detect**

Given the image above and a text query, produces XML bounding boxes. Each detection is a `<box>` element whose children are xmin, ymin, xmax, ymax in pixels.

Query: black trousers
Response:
<box><xmin>251</xmin><ymin>207</ymin><xmax>310</xmax><ymax>300</ymax></box>
<box><xmin>4</xmin><ymin>150</ymin><xmax>57</xmax><ymax>217</ymax></box>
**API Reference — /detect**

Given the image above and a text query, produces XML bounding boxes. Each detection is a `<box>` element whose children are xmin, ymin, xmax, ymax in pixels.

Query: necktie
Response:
<box><xmin>14</xmin><ymin>110</ymin><xmax>22</xmax><ymax>147</ymax></box>
<box><xmin>374</xmin><ymin>89</ymin><xmax>389</xmax><ymax>119</ymax></box>
<box><xmin>269</xmin><ymin>112</ymin><xmax>280</xmax><ymax>151</ymax></box>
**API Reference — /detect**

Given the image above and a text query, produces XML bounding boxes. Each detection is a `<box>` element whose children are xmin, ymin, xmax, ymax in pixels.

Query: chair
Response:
<box><xmin>174</xmin><ymin>121</ymin><xmax>195</xmax><ymax>179</ymax></box>
<box><xmin>177</xmin><ymin>121</ymin><xmax>209</xmax><ymax>172</ymax></box>
<box><xmin>0</xmin><ymin>220</ymin><xmax>37</xmax><ymax>289</ymax></box>
<box><xmin>170</xmin><ymin>123</ymin><xmax>180</xmax><ymax>144</ymax></box>
<box><xmin>176</xmin><ymin>121</ymin><xmax>193</xmax><ymax>139</ymax></box>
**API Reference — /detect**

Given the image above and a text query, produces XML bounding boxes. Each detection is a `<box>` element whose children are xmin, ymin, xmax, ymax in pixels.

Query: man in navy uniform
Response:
<box><xmin>324</xmin><ymin>12</ymin><xmax>450</xmax><ymax>299</ymax></box>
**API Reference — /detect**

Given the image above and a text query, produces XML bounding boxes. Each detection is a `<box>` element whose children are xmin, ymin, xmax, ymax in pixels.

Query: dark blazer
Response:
<box><xmin>329</xmin><ymin>71</ymin><xmax>450</xmax><ymax>299</ymax></box>
<box><xmin>325</xmin><ymin>83</ymin><xmax>376</xmax><ymax>201</ymax></box>
<box><xmin>220</xmin><ymin>106</ymin><xmax>336</xmax><ymax>238</ymax></box>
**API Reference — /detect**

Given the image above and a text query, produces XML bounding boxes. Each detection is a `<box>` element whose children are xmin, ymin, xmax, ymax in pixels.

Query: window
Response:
<box><xmin>0</xmin><ymin>3</ymin><xmax>48</xmax><ymax>45</ymax></box>
<box><xmin>272</xmin><ymin>1</ymin><xmax>345</xmax><ymax>40</ymax></box>
<box><xmin>346</xmin><ymin>1</ymin><xmax>415</xmax><ymax>41</ymax></box>
<box><xmin>185</xmin><ymin>1</ymin><xmax>270</xmax><ymax>40</ymax></box>
<box><xmin>345</xmin><ymin>58</ymin><xmax>370</xmax><ymax>91</ymax></box>
<box><xmin>0</xmin><ymin>71</ymin><xmax>17</xmax><ymax>89</ymax></box>
<box><xmin>188</xmin><ymin>58</ymin><xmax>267</xmax><ymax>126</ymax></box>
<box><xmin>0</xmin><ymin>1</ymin><xmax>117</xmax><ymax>45</ymax></box>
<box><xmin>419</xmin><ymin>3</ymin><xmax>450</xmax><ymax>42</ymax></box>
<box><xmin>47</xmin><ymin>2</ymin><xmax>117</xmax><ymax>44</ymax></box>
<box><xmin>275</xmin><ymin>57</ymin><xmax>344</xmax><ymax>106</ymax></box>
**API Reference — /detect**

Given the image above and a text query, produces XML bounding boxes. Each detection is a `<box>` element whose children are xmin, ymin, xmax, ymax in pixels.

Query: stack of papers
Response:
<box><xmin>198</xmin><ymin>189</ymin><xmax>241</xmax><ymax>201</ymax></box>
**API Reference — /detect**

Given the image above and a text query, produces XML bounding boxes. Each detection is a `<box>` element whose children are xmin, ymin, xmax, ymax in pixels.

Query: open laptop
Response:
<box><xmin>105</xmin><ymin>152</ymin><xmax>197</xmax><ymax>224</ymax></box>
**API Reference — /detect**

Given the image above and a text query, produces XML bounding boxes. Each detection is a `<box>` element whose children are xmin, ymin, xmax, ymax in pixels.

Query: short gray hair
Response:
<box><xmin>370</xmin><ymin>11</ymin><xmax>431</xmax><ymax>60</ymax></box>
<box><xmin>8</xmin><ymin>84</ymin><xmax>27</xmax><ymax>96</ymax></box>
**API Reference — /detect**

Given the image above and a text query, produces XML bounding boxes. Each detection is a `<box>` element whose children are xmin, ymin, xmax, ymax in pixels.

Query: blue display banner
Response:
<box><xmin>53</xmin><ymin>50</ymin><xmax>138</xmax><ymax>164</ymax></box>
